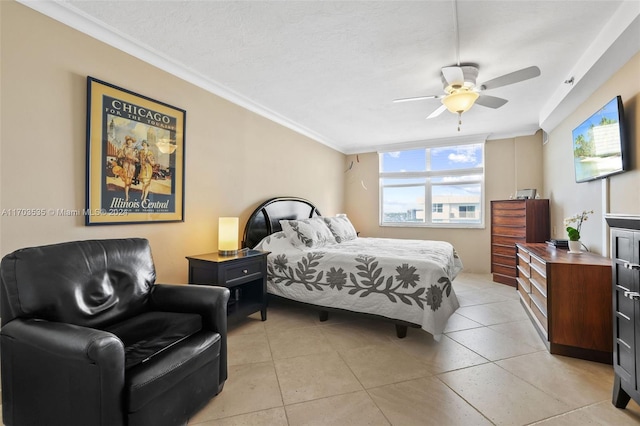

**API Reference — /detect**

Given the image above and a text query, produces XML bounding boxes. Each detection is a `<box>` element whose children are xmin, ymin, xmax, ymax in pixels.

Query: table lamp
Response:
<box><xmin>218</xmin><ymin>217</ymin><xmax>239</xmax><ymax>255</ymax></box>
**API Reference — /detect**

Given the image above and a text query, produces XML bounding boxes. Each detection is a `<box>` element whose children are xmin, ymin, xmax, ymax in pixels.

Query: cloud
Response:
<box><xmin>448</xmin><ymin>149</ymin><xmax>477</xmax><ymax>163</ymax></box>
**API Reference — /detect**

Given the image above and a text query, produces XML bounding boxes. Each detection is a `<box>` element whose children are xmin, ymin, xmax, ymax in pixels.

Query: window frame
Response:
<box><xmin>378</xmin><ymin>140</ymin><xmax>485</xmax><ymax>229</ymax></box>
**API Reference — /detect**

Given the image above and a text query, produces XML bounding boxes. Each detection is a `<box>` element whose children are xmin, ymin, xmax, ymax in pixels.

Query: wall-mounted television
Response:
<box><xmin>572</xmin><ymin>95</ymin><xmax>628</xmax><ymax>183</ymax></box>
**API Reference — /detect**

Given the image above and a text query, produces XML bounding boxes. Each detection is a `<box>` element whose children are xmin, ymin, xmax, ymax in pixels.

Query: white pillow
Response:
<box><xmin>254</xmin><ymin>231</ymin><xmax>296</xmax><ymax>252</ymax></box>
<box><xmin>322</xmin><ymin>216</ymin><xmax>357</xmax><ymax>243</ymax></box>
<box><xmin>279</xmin><ymin>218</ymin><xmax>335</xmax><ymax>248</ymax></box>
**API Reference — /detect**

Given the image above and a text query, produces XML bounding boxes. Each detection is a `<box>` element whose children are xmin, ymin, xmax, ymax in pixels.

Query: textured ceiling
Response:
<box><xmin>29</xmin><ymin>1</ymin><xmax>639</xmax><ymax>153</ymax></box>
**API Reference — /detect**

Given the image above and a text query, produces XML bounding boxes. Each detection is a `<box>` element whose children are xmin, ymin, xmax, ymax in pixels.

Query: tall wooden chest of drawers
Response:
<box><xmin>516</xmin><ymin>243</ymin><xmax>612</xmax><ymax>364</ymax></box>
<box><xmin>491</xmin><ymin>199</ymin><xmax>550</xmax><ymax>286</ymax></box>
<box><xmin>606</xmin><ymin>214</ymin><xmax>640</xmax><ymax>408</ymax></box>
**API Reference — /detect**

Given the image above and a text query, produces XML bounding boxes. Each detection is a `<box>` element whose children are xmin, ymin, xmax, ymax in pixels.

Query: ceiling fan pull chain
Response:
<box><xmin>457</xmin><ymin>112</ymin><xmax>462</xmax><ymax>132</ymax></box>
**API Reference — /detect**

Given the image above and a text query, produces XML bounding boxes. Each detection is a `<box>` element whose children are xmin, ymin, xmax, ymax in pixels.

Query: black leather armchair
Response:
<box><xmin>0</xmin><ymin>238</ymin><xmax>230</xmax><ymax>426</ymax></box>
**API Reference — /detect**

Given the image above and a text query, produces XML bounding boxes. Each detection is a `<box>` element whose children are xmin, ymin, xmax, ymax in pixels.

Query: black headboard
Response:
<box><xmin>242</xmin><ymin>197</ymin><xmax>322</xmax><ymax>248</ymax></box>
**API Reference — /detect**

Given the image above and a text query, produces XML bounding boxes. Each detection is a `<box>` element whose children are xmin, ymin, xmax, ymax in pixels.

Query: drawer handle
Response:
<box><xmin>624</xmin><ymin>291</ymin><xmax>640</xmax><ymax>300</ymax></box>
<box><xmin>624</xmin><ymin>262</ymin><xmax>640</xmax><ymax>270</ymax></box>
<box><xmin>243</xmin><ymin>269</ymin><xmax>248</xmax><ymax>274</ymax></box>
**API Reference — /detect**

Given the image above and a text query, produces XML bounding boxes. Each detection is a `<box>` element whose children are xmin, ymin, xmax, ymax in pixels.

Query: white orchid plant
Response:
<box><xmin>564</xmin><ymin>210</ymin><xmax>594</xmax><ymax>241</ymax></box>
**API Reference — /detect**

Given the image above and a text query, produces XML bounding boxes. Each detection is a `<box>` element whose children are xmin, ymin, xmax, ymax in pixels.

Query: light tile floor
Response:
<box><xmin>2</xmin><ymin>273</ymin><xmax>637</xmax><ymax>425</ymax></box>
<box><xmin>187</xmin><ymin>272</ymin><xmax>640</xmax><ymax>425</ymax></box>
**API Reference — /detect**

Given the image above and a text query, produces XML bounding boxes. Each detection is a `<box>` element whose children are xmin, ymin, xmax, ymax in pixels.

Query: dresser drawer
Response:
<box><xmin>517</xmin><ymin>263</ymin><xmax>530</xmax><ymax>279</ymax></box>
<box><xmin>530</xmin><ymin>256</ymin><xmax>547</xmax><ymax>277</ymax></box>
<box><xmin>493</xmin><ymin>244</ymin><xmax>516</xmax><ymax>257</ymax></box>
<box><xmin>492</xmin><ymin>225</ymin><xmax>526</xmax><ymax>237</ymax></box>
<box><xmin>530</xmin><ymin>266</ymin><xmax>547</xmax><ymax>296</ymax></box>
<box><xmin>491</xmin><ymin>201</ymin><xmax>525</xmax><ymax>212</ymax></box>
<box><xmin>492</xmin><ymin>253</ymin><xmax>516</xmax><ymax>268</ymax></box>
<box><xmin>530</xmin><ymin>280</ymin><xmax>547</xmax><ymax>309</ymax></box>
<box><xmin>492</xmin><ymin>235</ymin><xmax>526</xmax><ymax>246</ymax></box>
<box><xmin>615</xmin><ymin>285</ymin><xmax>635</xmax><ymax>319</ymax></box>
<box><xmin>517</xmin><ymin>249</ymin><xmax>530</xmax><ymax>264</ymax></box>
<box><xmin>493</xmin><ymin>211</ymin><xmax>525</xmax><ymax>220</ymax></box>
<box><xmin>492</xmin><ymin>263</ymin><xmax>516</xmax><ymax>277</ymax></box>
<box><xmin>615</xmin><ymin>311</ymin><xmax>634</xmax><ymax>352</ymax></box>
<box><xmin>530</xmin><ymin>293</ymin><xmax>548</xmax><ymax>333</ymax></box>
<box><xmin>516</xmin><ymin>276</ymin><xmax>531</xmax><ymax>294</ymax></box>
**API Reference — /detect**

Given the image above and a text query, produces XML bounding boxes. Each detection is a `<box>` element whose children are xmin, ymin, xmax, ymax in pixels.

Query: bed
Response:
<box><xmin>242</xmin><ymin>197</ymin><xmax>463</xmax><ymax>339</ymax></box>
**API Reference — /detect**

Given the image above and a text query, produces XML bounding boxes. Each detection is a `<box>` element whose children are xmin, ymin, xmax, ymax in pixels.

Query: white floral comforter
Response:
<box><xmin>254</xmin><ymin>233</ymin><xmax>463</xmax><ymax>339</ymax></box>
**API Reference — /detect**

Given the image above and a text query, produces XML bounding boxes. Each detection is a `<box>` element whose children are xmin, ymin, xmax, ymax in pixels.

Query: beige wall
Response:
<box><xmin>3</xmin><ymin>1</ymin><xmax>636</xmax><ymax>280</ymax></box>
<box><xmin>0</xmin><ymin>1</ymin><xmax>345</xmax><ymax>283</ymax></box>
<box><xmin>543</xmin><ymin>52</ymin><xmax>640</xmax><ymax>256</ymax></box>
<box><xmin>344</xmin><ymin>132</ymin><xmax>544</xmax><ymax>273</ymax></box>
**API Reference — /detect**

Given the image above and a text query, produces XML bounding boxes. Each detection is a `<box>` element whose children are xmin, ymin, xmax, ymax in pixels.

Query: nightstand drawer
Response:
<box><xmin>226</xmin><ymin>261</ymin><xmax>263</xmax><ymax>284</ymax></box>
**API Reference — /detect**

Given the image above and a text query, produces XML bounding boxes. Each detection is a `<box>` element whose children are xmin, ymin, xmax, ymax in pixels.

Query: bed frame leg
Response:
<box><xmin>319</xmin><ymin>310</ymin><xmax>329</xmax><ymax>322</ymax></box>
<box><xmin>395</xmin><ymin>324</ymin><xmax>408</xmax><ymax>338</ymax></box>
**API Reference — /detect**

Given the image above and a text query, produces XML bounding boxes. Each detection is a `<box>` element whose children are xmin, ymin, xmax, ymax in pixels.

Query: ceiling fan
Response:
<box><xmin>393</xmin><ymin>64</ymin><xmax>541</xmax><ymax>121</ymax></box>
<box><xmin>393</xmin><ymin>1</ymin><xmax>541</xmax><ymax>131</ymax></box>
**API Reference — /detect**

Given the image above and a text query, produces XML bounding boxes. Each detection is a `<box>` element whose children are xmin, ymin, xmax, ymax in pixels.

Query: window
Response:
<box><xmin>379</xmin><ymin>141</ymin><xmax>484</xmax><ymax>227</ymax></box>
<box><xmin>458</xmin><ymin>205</ymin><xmax>476</xmax><ymax>218</ymax></box>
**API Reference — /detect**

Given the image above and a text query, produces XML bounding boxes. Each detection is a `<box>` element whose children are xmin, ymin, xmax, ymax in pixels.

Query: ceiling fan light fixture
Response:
<box><xmin>442</xmin><ymin>90</ymin><xmax>479</xmax><ymax>114</ymax></box>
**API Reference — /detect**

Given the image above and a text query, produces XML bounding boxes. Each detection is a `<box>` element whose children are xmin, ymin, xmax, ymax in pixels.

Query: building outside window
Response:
<box><xmin>379</xmin><ymin>140</ymin><xmax>484</xmax><ymax>228</ymax></box>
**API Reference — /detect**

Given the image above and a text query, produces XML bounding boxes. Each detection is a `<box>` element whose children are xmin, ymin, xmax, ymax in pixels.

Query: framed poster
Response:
<box><xmin>85</xmin><ymin>77</ymin><xmax>185</xmax><ymax>225</ymax></box>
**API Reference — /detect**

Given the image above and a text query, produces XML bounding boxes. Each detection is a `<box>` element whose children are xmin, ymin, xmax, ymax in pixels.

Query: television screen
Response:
<box><xmin>572</xmin><ymin>96</ymin><xmax>627</xmax><ymax>183</ymax></box>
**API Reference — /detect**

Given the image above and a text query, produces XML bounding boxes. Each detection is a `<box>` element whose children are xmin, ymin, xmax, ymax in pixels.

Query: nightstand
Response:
<box><xmin>186</xmin><ymin>249</ymin><xmax>270</xmax><ymax>323</ymax></box>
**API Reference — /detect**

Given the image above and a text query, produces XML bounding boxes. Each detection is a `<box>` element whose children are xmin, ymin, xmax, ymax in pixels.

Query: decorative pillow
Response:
<box><xmin>254</xmin><ymin>231</ymin><xmax>295</xmax><ymax>252</ymax></box>
<box><xmin>279</xmin><ymin>218</ymin><xmax>335</xmax><ymax>248</ymax></box>
<box><xmin>323</xmin><ymin>216</ymin><xmax>357</xmax><ymax>243</ymax></box>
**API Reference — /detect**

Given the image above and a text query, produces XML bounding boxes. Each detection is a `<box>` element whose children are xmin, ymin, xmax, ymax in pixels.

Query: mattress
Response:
<box><xmin>254</xmin><ymin>232</ymin><xmax>463</xmax><ymax>339</ymax></box>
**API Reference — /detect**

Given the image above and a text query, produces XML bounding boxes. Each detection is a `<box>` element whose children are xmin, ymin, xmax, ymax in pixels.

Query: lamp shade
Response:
<box><xmin>218</xmin><ymin>217</ymin><xmax>239</xmax><ymax>255</ymax></box>
<box><xmin>442</xmin><ymin>90</ymin><xmax>479</xmax><ymax>113</ymax></box>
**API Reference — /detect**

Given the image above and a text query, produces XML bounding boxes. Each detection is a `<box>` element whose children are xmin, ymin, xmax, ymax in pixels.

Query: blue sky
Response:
<box><xmin>572</xmin><ymin>97</ymin><xmax>619</xmax><ymax>142</ymax></box>
<box><xmin>381</xmin><ymin>144</ymin><xmax>483</xmax><ymax>214</ymax></box>
<box><xmin>381</xmin><ymin>144</ymin><xmax>483</xmax><ymax>172</ymax></box>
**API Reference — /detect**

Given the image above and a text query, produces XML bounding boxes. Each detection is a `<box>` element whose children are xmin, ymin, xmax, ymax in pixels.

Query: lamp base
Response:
<box><xmin>218</xmin><ymin>249</ymin><xmax>238</xmax><ymax>256</ymax></box>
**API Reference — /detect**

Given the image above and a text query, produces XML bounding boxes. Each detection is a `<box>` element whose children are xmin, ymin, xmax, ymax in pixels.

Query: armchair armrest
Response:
<box><xmin>150</xmin><ymin>284</ymin><xmax>230</xmax><ymax>387</ymax></box>
<box><xmin>150</xmin><ymin>284</ymin><xmax>230</xmax><ymax>333</ymax></box>
<box><xmin>1</xmin><ymin>318</ymin><xmax>125</xmax><ymax>426</ymax></box>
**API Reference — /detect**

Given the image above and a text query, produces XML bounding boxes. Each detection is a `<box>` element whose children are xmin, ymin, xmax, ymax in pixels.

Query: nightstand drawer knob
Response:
<box><xmin>243</xmin><ymin>269</ymin><xmax>248</xmax><ymax>274</ymax></box>
<box><xmin>624</xmin><ymin>262</ymin><xmax>640</xmax><ymax>270</ymax></box>
<box><xmin>624</xmin><ymin>291</ymin><xmax>640</xmax><ymax>300</ymax></box>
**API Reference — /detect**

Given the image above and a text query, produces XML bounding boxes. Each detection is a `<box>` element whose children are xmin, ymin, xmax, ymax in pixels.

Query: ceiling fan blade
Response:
<box><xmin>480</xmin><ymin>66</ymin><xmax>541</xmax><ymax>90</ymax></box>
<box><xmin>426</xmin><ymin>104</ymin><xmax>447</xmax><ymax>119</ymax></box>
<box><xmin>393</xmin><ymin>95</ymin><xmax>441</xmax><ymax>103</ymax></box>
<box><xmin>475</xmin><ymin>94</ymin><xmax>508</xmax><ymax>109</ymax></box>
<box><xmin>441</xmin><ymin>66</ymin><xmax>465</xmax><ymax>86</ymax></box>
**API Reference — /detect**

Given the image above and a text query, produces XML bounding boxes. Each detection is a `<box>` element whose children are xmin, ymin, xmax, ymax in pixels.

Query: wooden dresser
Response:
<box><xmin>606</xmin><ymin>214</ymin><xmax>640</xmax><ymax>409</ymax></box>
<box><xmin>491</xmin><ymin>199</ymin><xmax>550</xmax><ymax>286</ymax></box>
<box><xmin>516</xmin><ymin>243</ymin><xmax>612</xmax><ymax>364</ymax></box>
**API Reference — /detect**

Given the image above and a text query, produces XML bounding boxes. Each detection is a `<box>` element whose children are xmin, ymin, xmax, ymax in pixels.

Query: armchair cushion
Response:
<box><xmin>126</xmin><ymin>331</ymin><xmax>221</xmax><ymax>413</ymax></box>
<box><xmin>104</xmin><ymin>311</ymin><xmax>202</xmax><ymax>369</ymax></box>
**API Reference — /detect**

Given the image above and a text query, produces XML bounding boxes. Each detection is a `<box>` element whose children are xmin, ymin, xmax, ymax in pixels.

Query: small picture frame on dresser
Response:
<box><xmin>516</xmin><ymin>189</ymin><xmax>536</xmax><ymax>199</ymax></box>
